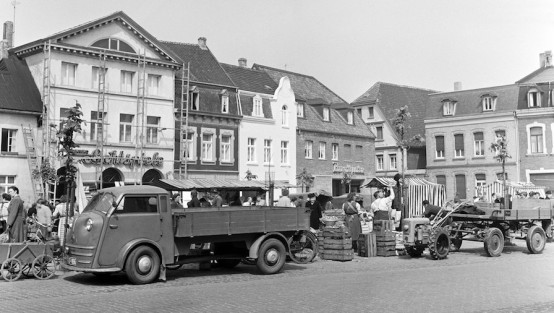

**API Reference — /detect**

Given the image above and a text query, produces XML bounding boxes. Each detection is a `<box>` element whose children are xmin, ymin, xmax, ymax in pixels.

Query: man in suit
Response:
<box><xmin>6</xmin><ymin>186</ymin><xmax>25</xmax><ymax>242</ymax></box>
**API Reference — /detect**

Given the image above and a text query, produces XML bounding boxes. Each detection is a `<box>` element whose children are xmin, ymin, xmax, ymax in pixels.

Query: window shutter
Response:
<box><xmin>530</xmin><ymin>127</ymin><xmax>542</xmax><ymax>136</ymax></box>
<box><xmin>474</xmin><ymin>132</ymin><xmax>483</xmax><ymax>141</ymax></box>
<box><xmin>475</xmin><ymin>173</ymin><xmax>486</xmax><ymax>181</ymax></box>
<box><xmin>454</xmin><ymin>134</ymin><xmax>464</xmax><ymax>150</ymax></box>
<box><xmin>436</xmin><ymin>136</ymin><xmax>444</xmax><ymax>151</ymax></box>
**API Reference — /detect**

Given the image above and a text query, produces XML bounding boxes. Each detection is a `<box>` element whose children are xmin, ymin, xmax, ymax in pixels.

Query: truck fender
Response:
<box><xmin>116</xmin><ymin>239</ymin><xmax>166</xmax><ymax>270</ymax></box>
<box><xmin>248</xmin><ymin>232</ymin><xmax>289</xmax><ymax>259</ymax></box>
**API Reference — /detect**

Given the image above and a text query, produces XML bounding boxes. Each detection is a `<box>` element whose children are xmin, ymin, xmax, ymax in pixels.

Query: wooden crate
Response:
<box><xmin>322</xmin><ymin>227</ymin><xmax>350</xmax><ymax>239</ymax></box>
<box><xmin>357</xmin><ymin>233</ymin><xmax>376</xmax><ymax>257</ymax></box>
<box><xmin>321</xmin><ymin>249</ymin><xmax>354</xmax><ymax>261</ymax></box>
<box><xmin>373</xmin><ymin>220</ymin><xmax>395</xmax><ymax>234</ymax></box>
<box><xmin>376</xmin><ymin>249</ymin><xmax>397</xmax><ymax>257</ymax></box>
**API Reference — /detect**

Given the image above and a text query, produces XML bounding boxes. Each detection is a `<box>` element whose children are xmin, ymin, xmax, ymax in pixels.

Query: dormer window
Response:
<box><xmin>323</xmin><ymin>107</ymin><xmax>330</xmax><ymax>121</ymax></box>
<box><xmin>528</xmin><ymin>88</ymin><xmax>541</xmax><ymax>107</ymax></box>
<box><xmin>91</xmin><ymin>38</ymin><xmax>136</xmax><ymax>53</ymax></box>
<box><xmin>220</xmin><ymin>89</ymin><xmax>229</xmax><ymax>114</ymax></box>
<box><xmin>482</xmin><ymin>96</ymin><xmax>496</xmax><ymax>111</ymax></box>
<box><xmin>347</xmin><ymin>111</ymin><xmax>354</xmax><ymax>125</ymax></box>
<box><xmin>442</xmin><ymin>100</ymin><xmax>456</xmax><ymax>116</ymax></box>
<box><xmin>253</xmin><ymin>95</ymin><xmax>262</xmax><ymax>117</ymax></box>
<box><xmin>297</xmin><ymin>103</ymin><xmax>304</xmax><ymax>117</ymax></box>
<box><xmin>281</xmin><ymin>105</ymin><xmax>289</xmax><ymax>126</ymax></box>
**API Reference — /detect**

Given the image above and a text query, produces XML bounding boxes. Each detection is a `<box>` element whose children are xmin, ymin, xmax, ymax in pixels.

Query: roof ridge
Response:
<box><xmin>429</xmin><ymin>83</ymin><xmax>516</xmax><ymax>95</ymax></box>
<box><xmin>46</xmin><ymin>11</ymin><xmax>123</xmax><ymax>39</ymax></box>
<box><xmin>160</xmin><ymin>40</ymin><xmax>198</xmax><ymax>47</ymax></box>
<box><xmin>378</xmin><ymin>81</ymin><xmax>439</xmax><ymax>92</ymax></box>
<box><xmin>253</xmin><ymin>63</ymin><xmax>316</xmax><ymax>80</ymax></box>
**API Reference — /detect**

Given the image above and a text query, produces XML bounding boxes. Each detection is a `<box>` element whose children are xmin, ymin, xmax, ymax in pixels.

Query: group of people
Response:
<box><xmin>170</xmin><ymin>189</ymin><xmax>269</xmax><ymax>210</ymax></box>
<box><xmin>0</xmin><ymin>186</ymin><xmax>71</xmax><ymax>243</ymax></box>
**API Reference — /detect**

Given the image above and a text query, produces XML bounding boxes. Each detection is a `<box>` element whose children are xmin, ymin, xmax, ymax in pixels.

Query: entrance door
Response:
<box><xmin>98</xmin><ymin>195</ymin><xmax>164</xmax><ymax>267</ymax></box>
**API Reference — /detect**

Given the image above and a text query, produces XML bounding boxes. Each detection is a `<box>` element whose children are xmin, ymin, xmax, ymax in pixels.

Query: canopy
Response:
<box><xmin>476</xmin><ymin>180</ymin><xmax>546</xmax><ymax>201</ymax></box>
<box><xmin>155</xmin><ymin>178</ymin><xmax>296</xmax><ymax>192</ymax></box>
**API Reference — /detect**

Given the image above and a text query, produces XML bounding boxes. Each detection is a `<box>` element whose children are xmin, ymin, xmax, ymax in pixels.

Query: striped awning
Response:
<box><xmin>476</xmin><ymin>180</ymin><xmax>546</xmax><ymax>201</ymax></box>
<box><xmin>155</xmin><ymin>179</ymin><xmax>295</xmax><ymax>191</ymax></box>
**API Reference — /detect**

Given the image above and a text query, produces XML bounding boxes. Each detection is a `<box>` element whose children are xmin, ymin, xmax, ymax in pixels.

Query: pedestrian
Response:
<box><xmin>276</xmin><ymin>189</ymin><xmax>293</xmax><ymax>207</ymax></box>
<box><xmin>255</xmin><ymin>193</ymin><xmax>266</xmax><ymax>206</ymax></box>
<box><xmin>35</xmin><ymin>199</ymin><xmax>52</xmax><ymax>239</ymax></box>
<box><xmin>242</xmin><ymin>196</ymin><xmax>253</xmax><ymax>206</ymax></box>
<box><xmin>187</xmin><ymin>189</ymin><xmax>201</xmax><ymax>208</ymax></box>
<box><xmin>0</xmin><ymin>193</ymin><xmax>10</xmax><ymax>233</ymax></box>
<box><xmin>212</xmin><ymin>189</ymin><xmax>223</xmax><ymax>208</ymax></box>
<box><xmin>6</xmin><ymin>186</ymin><xmax>26</xmax><ymax>242</ymax></box>
<box><xmin>53</xmin><ymin>195</ymin><xmax>69</xmax><ymax>246</ymax></box>
<box><xmin>294</xmin><ymin>195</ymin><xmax>305</xmax><ymax>208</ymax></box>
<box><xmin>342</xmin><ymin>192</ymin><xmax>362</xmax><ymax>249</ymax></box>
<box><xmin>371</xmin><ymin>186</ymin><xmax>395</xmax><ymax>221</ymax></box>
<box><xmin>171</xmin><ymin>193</ymin><xmax>184</xmax><ymax>210</ymax></box>
<box><xmin>306</xmin><ymin>193</ymin><xmax>322</xmax><ymax>230</ymax></box>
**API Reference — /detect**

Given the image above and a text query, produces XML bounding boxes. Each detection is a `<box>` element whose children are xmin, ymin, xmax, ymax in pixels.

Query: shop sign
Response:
<box><xmin>77</xmin><ymin>149</ymin><xmax>164</xmax><ymax>168</ymax></box>
<box><xmin>332</xmin><ymin>162</ymin><xmax>364</xmax><ymax>174</ymax></box>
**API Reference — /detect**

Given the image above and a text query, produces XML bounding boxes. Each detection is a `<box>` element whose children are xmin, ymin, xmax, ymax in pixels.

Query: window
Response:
<box><xmin>146</xmin><ymin>116</ymin><xmax>160</xmax><ymax>144</ymax></box>
<box><xmin>182</xmin><ymin>131</ymin><xmax>195</xmax><ymax>161</ymax></box>
<box><xmin>389</xmin><ymin>154</ymin><xmax>397</xmax><ymax>170</ymax></box>
<box><xmin>116</xmin><ymin>196</ymin><xmax>158</xmax><ymax>214</ymax></box>
<box><xmin>344</xmin><ymin>144</ymin><xmax>352</xmax><ymax>160</ymax></box>
<box><xmin>92</xmin><ymin>66</ymin><xmax>107</xmax><ymax>90</ymax></box>
<box><xmin>190</xmin><ymin>89</ymin><xmax>199</xmax><ymax>111</ymax></box>
<box><xmin>92</xmin><ymin>38</ymin><xmax>136</xmax><ymax>53</ymax></box>
<box><xmin>121</xmin><ymin>71</ymin><xmax>134</xmax><ymax>93</ymax></box>
<box><xmin>147</xmin><ymin>75</ymin><xmax>160</xmax><ymax>96</ymax></box>
<box><xmin>319</xmin><ymin>142</ymin><xmax>326</xmax><ymax>160</ymax></box>
<box><xmin>305</xmin><ymin>141</ymin><xmax>313</xmax><ymax>159</ymax></box>
<box><xmin>281</xmin><ymin>105</ymin><xmax>288</xmax><ymax>126</ymax></box>
<box><xmin>221</xmin><ymin>95</ymin><xmax>229</xmax><ymax>113</ymax></box>
<box><xmin>280</xmin><ymin>141</ymin><xmax>289</xmax><ymax>164</ymax></box>
<box><xmin>253</xmin><ymin>96</ymin><xmax>262</xmax><ymax>116</ymax></box>
<box><xmin>454</xmin><ymin>134</ymin><xmax>464</xmax><ymax>157</ymax></box>
<box><xmin>375</xmin><ymin>126</ymin><xmax>383</xmax><ymax>140</ymax></box>
<box><xmin>482</xmin><ymin>96</ymin><xmax>496</xmax><ymax>111</ymax></box>
<box><xmin>332</xmin><ymin>143</ymin><xmax>339</xmax><ymax>160</ymax></box>
<box><xmin>436</xmin><ymin>175</ymin><xmax>446</xmax><ymax>188</ymax></box>
<box><xmin>455</xmin><ymin>174</ymin><xmax>467</xmax><ymax>199</ymax></box>
<box><xmin>220</xmin><ymin>135</ymin><xmax>231</xmax><ymax>162</ymax></box>
<box><xmin>201</xmin><ymin>133</ymin><xmax>214</xmax><ymax>161</ymax></box>
<box><xmin>61</xmin><ymin>62</ymin><xmax>76</xmax><ymax>86</ymax></box>
<box><xmin>0</xmin><ymin>175</ymin><xmax>15</xmax><ymax>194</ymax></box>
<box><xmin>59</xmin><ymin>108</ymin><xmax>71</xmax><ymax>130</ymax></box>
<box><xmin>528</xmin><ymin>89</ymin><xmax>541</xmax><ymax>108</ymax></box>
<box><xmin>496</xmin><ymin>173</ymin><xmax>508</xmax><ymax>181</ymax></box>
<box><xmin>90</xmin><ymin>111</ymin><xmax>105</xmax><ymax>141</ymax></box>
<box><xmin>119</xmin><ymin>114</ymin><xmax>134</xmax><ymax>143</ymax></box>
<box><xmin>530</xmin><ymin>126</ymin><xmax>544</xmax><ymax>153</ymax></box>
<box><xmin>368</xmin><ymin>107</ymin><xmax>374</xmax><ymax>119</ymax></box>
<box><xmin>323</xmin><ymin>107</ymin><xmax>330</xmax><ymax>121</ymax></box>
<box><xmin>347</xmin><ymin>111</ymin><xmax>354</xmax><ymax>124</ymax></box>
<box><xmin>263</xmin><ymin>139</ymin><xmax>272</xmax><ymax>163</ymax></box>
<box><xmin>355</xmin><ymin>145</ymin><xmax>363</xmax><ymax>162</ymax></box>
<box><xmin>495</xmin><ymin>130</ymin><xmax>506</xmax><ymax>140</ymax></box>
<box><xmin>376</xmin><ymin>155</ymin><xmax>384</xmax><ymax>171</ymax></box>
<box><xmin>443</xmin><ymin>101</ymin><xmax>456</xmax><ymax>116</ymax></box>
<box><xmin>473</xmin><ymin>132</ymin><xmax>484</xmax><ymax>156</ymax></box>
<box><xmin>475</xmin><ymin>174</ymin><xmax>486</xmax><ymax>189</ymax></box>
<box><xmin>435</xmin><ymin>136</ymin><xmax>444</xmax><ymax>158</ymax></box>
<box><xmin>247</xmin><ymin>138</ymin><xmax>256</xmax><ymax>162</ymax></box>
<box><xmin>0</xmin><ymin>129</ymin><xmax>16</xmax><ymax>152</ymax></box>
<box><xmin>297</xmin><ymin>103</ymin><xmax>304</xmax><ymax>117</ymax></box>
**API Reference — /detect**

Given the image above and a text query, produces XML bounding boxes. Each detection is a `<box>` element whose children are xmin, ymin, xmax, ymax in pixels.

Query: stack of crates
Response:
<box><xmin>374</xmin><ymin>220</ymin><xmax>396</xmax><ymax>257</ymax></box>
<box><xmin>319</xmin><ymin>226</ymin><xmax>354</xmax><ymax>261</ymax></box>
<box><xmin>357</xmin><ymin>232</ymin><xmax>376</xmax><ymax>257</ymax></box>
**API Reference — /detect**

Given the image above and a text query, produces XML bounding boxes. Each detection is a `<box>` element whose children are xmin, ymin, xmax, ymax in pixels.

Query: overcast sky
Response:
<box><xmin>2</xmin><ymin>0</ymin><xmax>553</xmax><ymax>102</ymax></box>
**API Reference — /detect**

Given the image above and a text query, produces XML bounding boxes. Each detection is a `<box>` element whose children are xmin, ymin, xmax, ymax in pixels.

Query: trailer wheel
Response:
<box><xmin>526</xmin><ymin>225</ymin><xmax>546</xmax><ymax>254</ymax></box>
<box><xmin>125</xmin><ymin>245</ymin><xmax>160</xmax><ymax>285</ymax></box>
<box><xmin>406</xmin><ymin>246</ymin><xmax>425</xmax><ymax>257</ymax></box>
<box><xmin>484</xmin><ymin>228</ymin><xmax>504</xmax><ymax>257</ymax></box>
<box><xmin>1</xmin><ymin>258</ymin><xmax>22</xmax><ymax>282</ymax></box>
<box><xmin>257</xmin><ymin>238</ymin><xmax>286</xmax><ymax>274</ymax></box>
<box><xmin>428</xmin><ymin>227</ymin><xmax>450</xmax><ymax>260</ymax></box>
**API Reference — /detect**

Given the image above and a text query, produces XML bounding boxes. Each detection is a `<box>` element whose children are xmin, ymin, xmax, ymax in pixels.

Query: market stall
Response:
<box><xmin>475</xmin><ymin>180</ymin><xmax>546</xmax><ymax>201</ymax></box>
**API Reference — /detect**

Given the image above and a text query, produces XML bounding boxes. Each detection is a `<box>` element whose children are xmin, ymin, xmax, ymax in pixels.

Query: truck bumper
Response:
<box><xmin>61</xmin><ymin>263</ymin><xmax>121</xmax><ymax>273</ymax></box>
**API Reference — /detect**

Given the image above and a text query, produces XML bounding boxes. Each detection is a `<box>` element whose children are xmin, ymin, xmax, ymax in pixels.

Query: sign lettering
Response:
<box><xmin>332</xmin><ymin>162</ymin><xmax>364</xmax><ymax>174</ymax></box>
<box><xmin>77</xmin><ymin>149</ymin><xmax>164</xmax><ymax>169</ymax></box>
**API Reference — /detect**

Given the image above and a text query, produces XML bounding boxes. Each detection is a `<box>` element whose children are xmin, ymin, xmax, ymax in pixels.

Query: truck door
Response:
<box><xmin>157</xmin><ymin>194</ymin><xmax>175</xmax><ymax>263</ymax></box>
<box><xmin>98</xmin><ymin>194</ymin><xmax>162</xmax><ymax>267</ymax></box>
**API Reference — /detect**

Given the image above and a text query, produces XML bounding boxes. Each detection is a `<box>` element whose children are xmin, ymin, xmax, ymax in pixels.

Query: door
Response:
<box><xmin>98</xmin><ymin>195</ymin><xmax>163</xmax><ymax>267</ymax></box>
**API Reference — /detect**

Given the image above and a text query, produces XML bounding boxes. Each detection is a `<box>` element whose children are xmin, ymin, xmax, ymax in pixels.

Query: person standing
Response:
<box><xmin>187</xmin><ymin>189</ymin><xmax>201</xmax><ymax>208</ymax></box>
<box><xmin>35</xmin><ymin>199</ymin><xmax>52</xmax><ymax>238</ymax></box>
<box><xmin>306</xmin><ymin>193</ymin><xmax>322</xmax><ymax>230</ymax></box>
<box><xmin>342</xmin><ymin>192</ymin><xmax>362</xmax><ymax>249</ymax></box>
<box><xmin>0</xmin><ymin>193</ymin><xmax>10</xmax><ymax>233</ymax></box>
<box><xmin>53</xmin><ymin>195</ymin><xmax>69</xmax><ymax>246</ymax></box>
<box><xmin>371</xmin><ymin>186</ymin><xmax>395</xmax><ymax>221</ymax></box>
<box><xmin>212</xmin><ymin>189</ymin><xmax>223</xmax><ymax>208</ymax></box>
<box><xmin>276</xmin><ymin>189</ymin><xmax>293</xmax><ymax>207</ymax></box>
<box><xmin>170</xmin><ymin>194</ymin><xmax>184</xmax><ymax>211</ymax></box>
<box><xmin>6</xmin><ymin>186</ymin><xmax>25</xmax><ymax>242</ymax></box>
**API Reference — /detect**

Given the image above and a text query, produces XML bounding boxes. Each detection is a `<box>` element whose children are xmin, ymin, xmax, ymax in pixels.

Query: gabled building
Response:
<box><xmin>220</xmin><ymin>59</ymin><xmax>296</xmax><ymax>191</ymax></box>
<box><xmin>514</xmin><ymin>51</ymin><xmax>554</xmax><ymax>191</ymax></box>
<box><xmin>162</xmin><ymin>38</ymin><xmax>241</xmax><ymax>180</ymax></box>
<box><xmin>351</xmin><ymin>82</ymin><xmax>437</xmax><ymax>178</ymax></box>
<box><xmin>253</xmin><ymin>64</ymin><xmax>375</xmax><ymax>196</ymax></box>
<box><xmin>11</xmin><ymin>11</ymin><xmax>180</xmax><ymax>198</ymax></box>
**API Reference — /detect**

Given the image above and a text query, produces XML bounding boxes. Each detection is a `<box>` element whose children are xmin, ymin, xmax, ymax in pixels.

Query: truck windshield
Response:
<box><xmin>82</xmin><ymin>192</ymin><xmax>117</xmax><ymax>214</ymax></box>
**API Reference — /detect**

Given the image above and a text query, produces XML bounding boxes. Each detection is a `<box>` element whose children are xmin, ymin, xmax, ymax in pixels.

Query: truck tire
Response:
<box><xmin>125</xmin><ymin>245</ymin><xmax>160</xmax><ymax>285</ymax></box>
<box><xmin>406</xmin><ymin>246</ymin><xmax>425</xmax><ymax>257</ymax></box>
<box><xmin>257</xmin><ymin>238</ymin><xmax>286</xmax><ymax>275</ymax></box>
<box><xmin>526</xmin><ymin>225</ymin><xmax>546</xmax><ymax>254</ymax></box>
<box><xmin>428</xmin><ymin>227</ymin><xmax>450</xmax><ymax>260</ymax></box>
<box><xmin>484</xmin><ymin>228</ymin><xmax>504</xmax><ymax>257</ymax></box>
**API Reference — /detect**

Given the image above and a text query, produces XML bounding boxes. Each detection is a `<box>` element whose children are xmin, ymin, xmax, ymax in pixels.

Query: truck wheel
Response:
<box><xmin>526</xmin><ymin>225</ymin><xmax>546</xmax><ymax>254</ymax></box>
<box><xmin>406</xmin><ymin>246</ymin><xmax>425</xmax><ymax>257</ymax></box>
<box><xmin>125</xmin><ymin>245</ymin><xmax>160</xmax><ymax>285</ymax></box>
<box><xmin>484</xmin><ymin>228</ymin><xmax>504</xmax><ymax>257</ymax></box>
<box><xmin>428</xmin><ymin>227</ymin><xmax>450</xmax><ymax>260</ymax></box>
<box><xmin>257</xmin><ymin>238</ymin><xmax>286</xmax><ymax>274</ymax></box>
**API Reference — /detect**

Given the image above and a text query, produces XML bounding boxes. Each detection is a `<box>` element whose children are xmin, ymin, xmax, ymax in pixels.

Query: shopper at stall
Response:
<box><xmin>371</xmin><ymin>186</ymin><xmax>395</xmax><ymax>221</ymax></box>
<box><xmin>343</xmin><ymin>192</ymin><xmax>362</xmax><ymax>249</ymax></box>
<box><xmin>306</xmin><ymin>193</ymin><xmax>322</xmax><ymax>230</ymax></box>
<box><xmin>6</xmin><ymin>186</ymin><xmax>25</xmax><ymax>242</ymax></box>
<box><xmin>212</xmin><ymin>189</ymin><xmax>223</xmax><ymax>208</ymax></box>
<box><xmin>0</xmin><ymin>193</ymin><xmax>9</xmax><ymax>233</ymax></box>
<box><xmin>171</xmin><ymin>194</ymin><xmax>184</xmax><ymax>210</ymax></box>
<box><xmin>35</xmin><ymin>199</ymin><xmax>52</xmax><ymax>238</ymax></box>
<box><xmin>187</xmin><ymin>189</ymin><xmax>201</xmax><ymax>208</ymax></box>
<box><xmin>277</xmin><ymin>189</ymin><xmax>293</xmax><ymax>207</ymax></box>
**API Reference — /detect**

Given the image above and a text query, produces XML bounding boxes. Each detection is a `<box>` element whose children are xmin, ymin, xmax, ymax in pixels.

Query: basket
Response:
<box><xmin>0</xmin><ymin>231</ymin><xmax>9</xmax><ymax>243</ymax></box>
<box><xmin>323</xmin><ymin>220</ymin><xmax>336</xmax><ymax>226</ymax></box>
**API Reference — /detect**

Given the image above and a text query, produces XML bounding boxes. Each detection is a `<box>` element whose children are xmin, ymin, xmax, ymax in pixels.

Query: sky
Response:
<box><xmin>1</xmin><ymin>0</ymin><xmax>554</xmax><ymax>102</ymax></box>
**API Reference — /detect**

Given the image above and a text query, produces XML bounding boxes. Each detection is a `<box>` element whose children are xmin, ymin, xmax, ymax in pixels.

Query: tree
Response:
<box><xmin>296</xmin><ymin>168</ymin><xmax>314</xmax><ymax>193</ymax></box>
<box><xmin>490</xmin><ymin>135</ymin><xmax>510</xmax><ymax>207</ymax></box>
<box><xmin>31</xmin><ymin>157</ymin><xmax>58</xmax><ymax>200</ymax></box>
<box><xmin>341</xmin><ymin>171</ymin><xmax>352</xmax><ymax>193</ymax></box>
<box><xmin>245</xmin><ymin>170</ymin><xmax>258</xmax><ymax>181</ymax></box>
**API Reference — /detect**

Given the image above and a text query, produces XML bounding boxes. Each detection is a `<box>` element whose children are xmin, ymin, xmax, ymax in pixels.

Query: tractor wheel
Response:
<box><xmin>526</xmin><ymin>225</ymin><xmax>546</xmax><ymax>254</ymax></box>
<box><xmin>484</xmin><ymin>228</ymin><xmax>504</xmax><ymax>257</ymax></box>
<box><xmin>428</xmin><ymin>227</ymin><xmax>450</xmax><ymax>260</ymax></box>
<box><xmin>406</xmin><ymin>246</ymin><xmax>425</xmax><ymax>257</ymax></box>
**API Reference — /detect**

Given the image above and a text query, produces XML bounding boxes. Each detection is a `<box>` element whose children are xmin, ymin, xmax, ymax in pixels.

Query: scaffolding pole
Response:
<box><xmin>179</xmin><ymin>62</ymin><xmax>190</xmax><ymax>180</ymax></box>
<box><xmin>136</xmin><ymin>50</ymin><xmax>147</xmax><ymax>185</ymax></box>
<box><xmin>96</xmin><ymin>52</ymin><xmax>107</xmax><ymax>190</ymax></box>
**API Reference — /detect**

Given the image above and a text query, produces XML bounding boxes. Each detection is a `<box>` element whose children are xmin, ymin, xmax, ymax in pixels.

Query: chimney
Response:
<box><xmin>238</xmin><ymin>58</ymin><xmax>247</xmax><ymax>67</ymax></box>
<box><xmin>540</xmin><ymin>51</ymin><xmax>552</xmax><ymax>67</ymax></box>
<box><xmin>197</xmin><ymin>37</ymin><xmax>207</xmax><ymax>50</ymax></box>
<box><xmin>3</xmin><ymin>21</ymin><xmax>13</xmax><ymax>48</ymax></box>
<box><xmin>0</xmin><ymin>40</ymin><xmax>8</xmax><ymax>59</ymax></box>
<box><xmin>454</xmin><ymin>81</ymin><xmax>462</xmax><ymax>91</ymax></box>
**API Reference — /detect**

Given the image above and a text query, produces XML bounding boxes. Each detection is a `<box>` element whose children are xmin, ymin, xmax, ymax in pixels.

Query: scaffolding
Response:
<box><xmin>179</xmin><ymin>62</ymin><xmax>190</xmax><ymax>180</ymax></box>
<box><xmin>40</xmin><ymin>40</ymin><xmax>57</xmax><ymax>203</ymax></box>
<box><xmin>95</xmin><ymin>52</ymin><xmax>107</xmax><ymax>189</ymax></box>
<box><xmin>136</xmin><ymin>50</ymin><xmax>147</xmax><ymax>184</ymax></box>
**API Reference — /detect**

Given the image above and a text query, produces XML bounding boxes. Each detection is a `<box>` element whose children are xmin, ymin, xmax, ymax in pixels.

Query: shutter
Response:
<box><xmin>474</xmin><ymin>132</ymin><xmax>483</xmax><ymax>141</ymax></box>
<box><xmin>454</xmin><ymin>134</ymin><xmax>464</xmax><ymax>150</ymax></box>
<box><xmin>455</xmin><ymin>174</ymin><xmax>466</xmax><ymax>199</ymax></box>
<box><xmin>530</xmin><ymin>127</ymin><xmax>542</xmax><ymax>136</ymax></box>
<box><xmin>475</xmin><ymin>174</ymin><xmax>486</xmax><ymax>181</ymax></box>
<box><xmin>436</xmin><ymin>136</ymin><xmax>444</xmax><ymax>151</ymax></box>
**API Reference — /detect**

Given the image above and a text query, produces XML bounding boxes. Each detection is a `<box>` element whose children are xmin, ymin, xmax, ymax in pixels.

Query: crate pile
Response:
<box><xmin>374</xmin><ymin>220</ymin><xmax>396</xmax><ymax>257</ymax></box>
<box><xmin>357</xmin><ymin>232</ymin><xmax>376</xmax><ymax>257</ymax></box>
<box><xmin>318</xmin><ymin>210</ymin><xmax>353</xmax><ymax>261</ymax></box>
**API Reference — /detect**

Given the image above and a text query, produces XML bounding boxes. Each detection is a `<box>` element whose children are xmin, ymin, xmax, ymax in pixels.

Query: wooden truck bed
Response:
<box><xmin>451</xmin><ymin>199</ymin><xmax>554</xmax><ymax>222</ymax></box>
<box><xmin>172</xmin><ymin>206</ymin><xmax>310</xmax><ymax>237</ymax></box>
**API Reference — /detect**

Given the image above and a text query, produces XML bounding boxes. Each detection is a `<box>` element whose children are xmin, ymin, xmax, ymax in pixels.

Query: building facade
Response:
<box><xmin>12</xmin><ymin>12</ymin><xmax>180</xmax><ymax>197</ymax></box>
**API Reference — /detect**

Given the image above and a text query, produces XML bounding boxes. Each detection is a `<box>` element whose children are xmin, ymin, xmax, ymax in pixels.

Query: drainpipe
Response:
<box><xmin>513</xmin><ymin>110</ymin><xmax>520</xmax><ymax>182</ymax></box>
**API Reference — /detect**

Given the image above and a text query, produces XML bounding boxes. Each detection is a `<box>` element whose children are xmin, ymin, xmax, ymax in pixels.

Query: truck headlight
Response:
<box><xmin>403</xmin><ymin>224</ymin><xmax>409</xmax><ymax>231</ymax></box>
<box><xmin>85</xmin><ymin>218</ymin><xmax>93</xmax><ymax>231</ymax></box>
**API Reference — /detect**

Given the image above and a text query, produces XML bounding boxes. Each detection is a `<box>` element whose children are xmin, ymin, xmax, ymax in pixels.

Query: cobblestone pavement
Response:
<box><xmin>2</xmin><ymin>240</ymin><xmax>554</xmax><ymax>313</ymax></box>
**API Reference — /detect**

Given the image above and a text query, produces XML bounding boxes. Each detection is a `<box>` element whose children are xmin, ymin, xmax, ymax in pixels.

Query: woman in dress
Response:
<box><xmin>53</xmin><ymin>195</ymin><xmax>68</xmax><ymax>246</ymax></box>
<box><xmin>342</xmin><ymin>192</ymin><xmax>362</xmax><ymax>250</ymax></box>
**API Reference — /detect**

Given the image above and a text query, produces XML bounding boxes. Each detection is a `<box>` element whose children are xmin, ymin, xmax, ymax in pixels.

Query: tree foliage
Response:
<box><xmin>57</xmin><ymin>102</ymin><xmax>84</xmax><ymax>191</ymax></box>
<box><xmin>390</xmin><ymin>105</ymin><xmax>425</xmax><ymax>148</ymax></box>
<box><xmin>32</xmin><ymin>158</ymin><xmax>59</xmax><ymax>197</ymax></box>
<box><xmin>296</xmin><ymin>168</ymin><xmax>314</xmax><ymax>192</ymax></box>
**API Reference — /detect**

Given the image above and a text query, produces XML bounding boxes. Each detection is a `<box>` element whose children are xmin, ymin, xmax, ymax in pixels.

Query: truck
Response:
<box><xmin>402</xmin><ymin>199</ymin><xmax>554</xmax><ymax>259</ymax></box>
<box><xmin>62</xmin><ymin>185</ymin><xmax>314</xmax><ymax>284</ymax></box>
